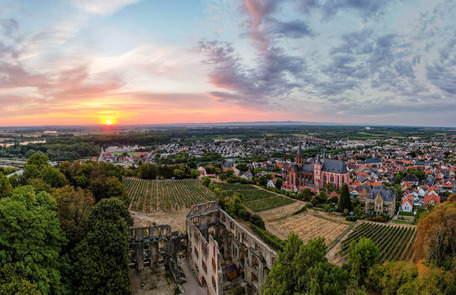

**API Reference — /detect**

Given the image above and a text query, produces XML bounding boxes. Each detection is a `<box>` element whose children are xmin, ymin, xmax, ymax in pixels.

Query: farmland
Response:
<box><xmin>338</xmin><ymin>222</ymin><xmax>417</xmax><ymax>263</ymax></box>
<box><xmin>263</xmin><ymin>209</ymin><xmax>351</xmax><ymax>246</ymax></box>
<box><xmin>124</xmin><ymin>178</ymin><xmax>216</xmax><ymax>212</ymax></box>
<box><xmin>214</xmin><ymin>182</ymin><xmax>296</xmax><ymax>212</ymax></box>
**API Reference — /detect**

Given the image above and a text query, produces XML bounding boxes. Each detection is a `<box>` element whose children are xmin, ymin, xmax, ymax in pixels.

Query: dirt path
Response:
<box><xmin>131</xmin><ymin>209</ymin><xmax>188</xmax><ymax>233</ymax></box>
<box><xmin>130</xmin><ymin>268</ymin><xmax>175</xmax><ymax>295</ymax></box>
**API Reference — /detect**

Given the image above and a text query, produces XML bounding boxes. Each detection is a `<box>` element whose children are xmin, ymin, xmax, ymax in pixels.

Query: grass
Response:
<box><xmin>398</xmin><ymin>211</ymin><xmax>414</xmax><ymax>216</ymax></box>
<box><xmin>392</xmin><ymin>220</ymin><xmax>412</xmax><ymax>224</ymax></box>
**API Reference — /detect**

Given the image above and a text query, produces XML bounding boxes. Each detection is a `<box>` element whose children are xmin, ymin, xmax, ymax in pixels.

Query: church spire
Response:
<box><xmin>296</xmin><ymin>142</ymin><xmax>304</xmax><ymax>165</ymax></box>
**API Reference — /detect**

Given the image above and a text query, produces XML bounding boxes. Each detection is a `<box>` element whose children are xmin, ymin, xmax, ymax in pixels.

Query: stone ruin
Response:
<box><xmin>128</xmin><ymin>224</ymin><xmax>186</xmax><ymax>283</ymax></box>
<box><xmin>186</xmin><ymin>202</ymin><xmax>277</xmax><ymax>295</ymax></box>
<box><xmin>128</xmin><ymin>202</ymin><xmax>277</xmax><ymax>294</ymax></box>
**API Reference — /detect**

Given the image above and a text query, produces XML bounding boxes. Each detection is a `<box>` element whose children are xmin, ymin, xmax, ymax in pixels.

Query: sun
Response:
<box><xmin>105</xmin><ymin>120</ymin><xmax>112</xmax><ymax>126</ymax></box>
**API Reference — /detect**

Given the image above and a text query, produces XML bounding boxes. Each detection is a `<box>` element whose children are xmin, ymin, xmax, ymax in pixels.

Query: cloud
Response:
<box><xmin>1</xmin><ymin>18</ymin><xmax>19</xmax><ymax>37</ymax></box>
<box><xmin>426</xmin><ymin>63</ymin><xmax>456</xmax><ymax>95</ymax></box>
<box><xmin>74</xmin><ymin>0</ymin><xmax>141</xmax><ymax>15</ymax></box>
<box><xmin>321</xmin><ymin>0</ymin><xmax>393</xmax><ymax>19</ymax></box>
<box><xmin>268</xmin><ymin>19</ymin><xmax>313</xmax><ymax>38</ymax></box>
<box><xmin>195</xmin><ymin>40</ymin><xmax>305</xmax><ymax>106</ymax></box>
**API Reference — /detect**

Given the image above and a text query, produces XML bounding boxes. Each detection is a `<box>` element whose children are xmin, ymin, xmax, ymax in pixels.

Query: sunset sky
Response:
<box><xmin>1</xmin><ymin>0</ymin><xmax>455</xmax><ymax>127</ymax></box>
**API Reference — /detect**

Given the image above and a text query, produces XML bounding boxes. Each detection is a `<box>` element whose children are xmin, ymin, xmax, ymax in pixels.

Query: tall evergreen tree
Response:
<box><xmin>72</xmin><ymin>198</ymin><xmax>133</xmax><ymax>295</ymax></box>
<box><xmin>338</xmin><ymin>183</ymin><xmax>353</xmax><ymax>212</ymax></box>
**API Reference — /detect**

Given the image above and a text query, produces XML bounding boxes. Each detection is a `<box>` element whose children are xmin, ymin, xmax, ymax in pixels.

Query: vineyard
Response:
<box><xmin>339</xmin><ymin>222</ymin><xmax>417</xmax><ymax>263</ymax></box>
<box><xmin>124</xmin><ymin>178</ymin><xmax>216</xmax><ymax>212</ymax></box>
<box><xmin>266</xmin><ymin>211</ymin><xmax>351</xmax><ymax>246</ymax></box>
<box><xmin>214</xmin><ymin>182</ymin><xmax>295</xmax><ymax>212</ymax></box>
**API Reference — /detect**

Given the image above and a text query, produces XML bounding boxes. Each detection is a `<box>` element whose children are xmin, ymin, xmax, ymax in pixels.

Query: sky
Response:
<box><xmin>0</xmin><ymin>0</ymin><xmax>455</xmax><ymax>127</ymax></box>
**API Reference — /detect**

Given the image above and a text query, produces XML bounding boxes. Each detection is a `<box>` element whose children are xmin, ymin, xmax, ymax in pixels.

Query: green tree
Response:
<box><xmin>0</xmin><ymin>172</ymin><xmax>12</xmax><ymax>198</ymax></box>
<box><xmin>236</xmin><ymin>163</ymin><xmax>248</xmax><ymax>172</ymax></box>
<box><xmin>40</xmin><ymin>166</ymin><xmax>67</xmax><ymax>188</ymax></box>
<box><xmin>275</xmin><ymin>178</ymin><xmax>283</xmax><ymax>189</ymax></box>
<box><xmin>262</xmin><ymin>233</ymin><xmax>348</xmax><ymax>295</ymax></box>
<box><xmin>173</xmin><ymin>168</ymin><xmax>184</xmax><ymax>178</ymax></box>
<box><xmin>0</xmin><ymin>263</ymin><xmax>42</xmax><ymax>295</ymax></box>
<box><xmin>300</xmin><ymin>188</ymin><xmax>313</xmax><ymax>201</ymax></box>
<box><xmin>52</xmin><ymin>185</ymin><xmax>95</xmax><ymax>251</ymax></box>
<box><xmin>23</xmin><ymin>153</ymin><xmax>50</xmax><ymax>181</ymax></box>
<box><xmin>259</xmin><ymin>175</ymin><xmax>268</xmax><ymax>186</ymax></box>
<box><xmin>202</xmin><ymin>176</ymin><xmax>211</xmax><ymax>187</ymax></box>
<box><xmin>348</xmin><ymin>237</ymin><xmax>379</xmax><ymax>286</ymax></box>
<box><xmin>0</xmin><ymin>186</ymin><xmax>67</xmax><ymax>294</ymax></box>
<box><xmin>72</xmin><ymin>198</ymin><xmax>133</xmax><ymax>295</ymax></box>
<box><xmin>338</xmin><ymin>183</ymin><xmax>353</xmax><ymax>212</ymax></box>
<box><xmin>89</xmin><ymin>176</ymin><xmax>129</xmax><ymax>207</ymax></box>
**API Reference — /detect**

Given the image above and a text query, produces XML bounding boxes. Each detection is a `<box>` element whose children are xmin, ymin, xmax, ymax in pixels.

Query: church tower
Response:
<box><xmin>296</xmin><ymin>142</ymin><xmax>304</xmax><ymax>165</ymax></box>
<box><xmin>314</xmin><ymin>152</ymin><xmax>322</xmax><ymax>188</ymax></box>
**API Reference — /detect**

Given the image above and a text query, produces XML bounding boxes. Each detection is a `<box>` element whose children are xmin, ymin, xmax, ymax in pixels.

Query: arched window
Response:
<box><xmin>330</xmin><ymin>175</ymin><xmax>334</xmax><ymax>183</ymax></box>
<box><xmin>323</xmin><ymin>174</ymin><xmax>327</xmax><ymax>184</ymax></box>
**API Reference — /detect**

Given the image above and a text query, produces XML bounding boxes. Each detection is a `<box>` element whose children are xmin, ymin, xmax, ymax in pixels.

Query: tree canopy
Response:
<box><xmin>261</xmin><ymin>233</ymin><xmax>348</xmax><ymax>295</ymax></box>
<box><xmin>71</xmin><ymin>198</ymin><xmax>133</xmax><ymax>295</ymax></box>
<box><xmin>414</xmin><ymin>201</ymin><xmax>456</xmax><ymax>268</ymax></box>
<box><xmin>0</xmin><ymin>186</ymin><xmax>67</xmax><ymax>294</ymax></box>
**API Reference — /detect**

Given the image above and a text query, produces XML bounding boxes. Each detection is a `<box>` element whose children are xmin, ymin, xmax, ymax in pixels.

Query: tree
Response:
<box><xmin>338</xmin><ymin>183</ymin><xmax>353</xmax><ymax>212</ymax></box>
<box><xmin>173</xmin><ymin>168</ymin><xmax>184</xmax><ymax>178</ymax></box>
<box><xmin>72</xmin><ymin>198</ymin><xmax>133</xmax><ymax>295</ymax></box>
<box><xmin>275</xmin><ymin>178</ymin><xmax>283</xmax><ymax>189</ymax></box>
<box><xmin>89</xmin><ymin>176</ymin><xmax>129</xmax><ymax>207</ymax></box>
<box><xmin>40</xmin><ymin>166</ymin><xmax>67</xmax><ymax>188</ymax></box>
<box><xmin>202</xmin><ymin>176</ymin><xmax>211</xmax><ymax>187</ymax></box>
<box><xmin>317</xmin><ymin>190</ymin><xmax>328</xmax><ymax>203</ymax></box>
<box><xmin>414</xmin><ymin>201</ymin><xmax>456</xmax><ymax>268</ymax></box>
<box><xmin>0</xmin><ymin>186</ymin><xmax>67</xmax><ymax>294</ymax></box>
<box><xmin>0</xmin><ymin>264</ymin><xmax>41</xmax><ymax>295</ymax></box>
<box><xmin>324</xmin><ymin>183</ymin><xmax>336</xmax><ymax>193</ymax></box>
<box><xmin>348</xmin><ymin>237</ymin><xmax>379</xmax><ymax>286</ymax></box>
<box><xmin>190</xmin><ymin>169</ymin><xmax>200</xmax><ymax>179</ymax></box>
<box><xmin>259</xmin><ymin>175</ymin><xmax>268</xmax><ymax>186</ymax></box>
<box><xmin>52</xmin><ymin>185</ymin><xmax>95</xmax><ymax>251</ymax></box>
<box><xmin>367</xmin><ymin>260</ymin><xmax>456</xmax><ymax>295</ymax></box>
<box><xmin>236</xmin><ymin>163</ymin><xmax>248</xmax><ymax>172</ymax></box>
<box><xmin>300</xmin><ymin>188</ymin><xmax>312</xmax><ymax>201</ymax></box>
<box><xmin>262</xmin><ymin>233</ymin><xmax>348</xmax><ymax>295</ymax></box>
<box><xmin>0</xmin><ymin>172</ymin><xmax>12</xmax><ymax>198</ymax></box>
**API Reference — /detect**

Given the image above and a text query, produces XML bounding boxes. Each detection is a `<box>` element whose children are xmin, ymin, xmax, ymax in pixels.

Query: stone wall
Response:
<box><xmin>186</xmin><ymin>202</ymin><xmax>277</xmax><ymax>295</ymax></box>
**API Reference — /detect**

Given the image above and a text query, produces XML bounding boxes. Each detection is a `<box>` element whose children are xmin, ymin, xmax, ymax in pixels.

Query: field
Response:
<box><xmin>124</xmin><ymin>178</ymin><xmax>216</xmax><ymax>212</ymax></box>
<box><xmin>262</xmin><ymin>209</ymin><xmax>351</xmax><ymax>246</ymax></box>
<box><xmin>214</xmin><ymin>182</ymin><xmax>296</xmax><ymax>212</ymax></box>
<box><xmin>338</xmin><ymin>222</ymin><xmax>417</xmax><ymax>263</ymax></box>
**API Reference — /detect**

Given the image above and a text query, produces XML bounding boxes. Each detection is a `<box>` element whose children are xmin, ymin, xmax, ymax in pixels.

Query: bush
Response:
<box><xmin>345</xmin><ymin>216</ymin><xmax>359</xmax><ymax>221</ymax></box>
<box><xmin>306</xmin><ymin>203</ymin><xmax>314</xmax><ymax>209</ymax></box>
<box><xmin>292</xmin><ymin>206</ymin><xmax>307</xmax><ymax>215</ymax></box>
<box><xmin>237</xmin><ymin>207</ymin><xmax>251</xmax><ymax>221</ymax></box>
<box><xmin>370</xmin><ymin>215</ymin><xmax>387</xmax><ymax>223</ymax></box>
<box><xmin>249</xmin><ymin>214</ymin><xmax>265</xmax><ymax>230</ymax></box>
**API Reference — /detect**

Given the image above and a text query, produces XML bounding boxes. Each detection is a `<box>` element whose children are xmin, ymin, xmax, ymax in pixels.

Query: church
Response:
<box><xmin>285</xmin><ymin>143</ymin><xmax>350</xmax><ymax>191</ymax></box>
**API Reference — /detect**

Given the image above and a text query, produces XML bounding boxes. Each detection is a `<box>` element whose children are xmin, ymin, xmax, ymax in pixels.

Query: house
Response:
<box><xmin>266</xmin><ymin>179</ymin><xmax>276</xmax><ymax>188</ymax></box>
<box><xmin>365</xmin><ymin>188</ymin><xmax>396</xmax><ymax>216</ymax></box>
<box><xmin>358</xmin><ymin>186</ymin><xmax>372</xmax><ymax>202</ymax></box>
<box><xmin>401</xmin><ymin>174</ymin><xmax>419</xmax><ymax>186</ymax></box>
<box><xmin>424</xmin><ymin>191</ymin><xmax>440</xmax><ymax>207</ymax></box>
<box><xmin>441</xmin><ymin>181</ymin><xmax>454</xmax><ymax>192</ymax></box>
<box><xmin>401</xmin><ymin>195</ymin><xmax>414</xmax><ymax>212</ymax></box>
